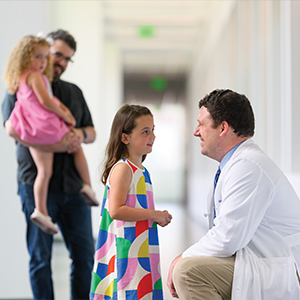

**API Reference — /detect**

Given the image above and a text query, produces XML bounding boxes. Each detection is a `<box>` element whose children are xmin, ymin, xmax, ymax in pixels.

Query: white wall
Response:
<box><xmin>0</xmin><ymin>2</ymin><xmax>51</xmax><ymax>298</ymax></box>
<box><xmin>49</xmin><ymin>2</ymin><xmax>125</xmax><ymax>236</ymax></box>
<box><xmin>185</xmin><ymin>0</ymin><xmax>300</xmax><ymax>226</ymax></box>
<box><xmin>48</xmin><ymin>0</ymin><xmax>107</xmax><ymax>238</ymax></box>
<box><xmin>0</xmin><ymin>1</ymin><xmax>124</xmax><ymax>298</ymax></box>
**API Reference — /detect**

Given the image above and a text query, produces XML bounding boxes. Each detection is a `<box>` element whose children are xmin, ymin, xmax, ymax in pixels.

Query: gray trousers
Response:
<box><xmin>173</xmin><ymin>255</ymin><xmax>235</xmax><ymax>300</ymax></box>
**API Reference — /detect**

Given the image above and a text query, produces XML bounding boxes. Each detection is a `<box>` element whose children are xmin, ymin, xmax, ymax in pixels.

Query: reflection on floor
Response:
<box><xmin>52</xmin><ymin>203</ymin><xmax>206</xmax><ymax>300</ymax></box>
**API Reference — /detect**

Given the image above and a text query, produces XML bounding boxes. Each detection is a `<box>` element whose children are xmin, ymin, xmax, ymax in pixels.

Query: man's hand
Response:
<box><xmin>167</xmin><ymin>254</ymin><xmax>182</xmax><ymax>298</ymax></box>
<box><xmin>63</xmin><ymin>126</ymin><xmax>96</xmax><ymax>153</ymax></box>
<box><xmin>66</xmin><ymin>128</ymin><xmax>81</xmax><ymax>153</ymax></box>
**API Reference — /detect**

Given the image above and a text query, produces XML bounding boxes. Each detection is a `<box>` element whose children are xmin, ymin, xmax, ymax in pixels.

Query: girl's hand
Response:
<box><xmin>154</xmin><ymin>210</ymin><xmax>172</xmax><ymax>227</ymax></box>
<box><xmin>60</xmin><ymin>103</ymin><xmax>76</xmax><ymax>126</ymax></box>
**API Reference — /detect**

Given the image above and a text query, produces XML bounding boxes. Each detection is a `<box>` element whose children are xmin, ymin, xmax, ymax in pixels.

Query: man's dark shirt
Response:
<box><xmin>1</xmin><ymin>79</ymin><xmax>94</xmax><ymax>195</ymax></box>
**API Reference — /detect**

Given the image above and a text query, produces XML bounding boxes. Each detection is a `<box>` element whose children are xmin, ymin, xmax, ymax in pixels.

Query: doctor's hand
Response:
<box><xmin>167</xmin><ymin>254</ymin><xmax>182</xmax><ymax>298</ymax></box>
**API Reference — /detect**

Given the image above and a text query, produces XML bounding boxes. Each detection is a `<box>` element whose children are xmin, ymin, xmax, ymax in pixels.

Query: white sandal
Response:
<box><xmin>80</xmin><ymin>184</ymin><xmax>99</xmax><ymax>206</ymax></box>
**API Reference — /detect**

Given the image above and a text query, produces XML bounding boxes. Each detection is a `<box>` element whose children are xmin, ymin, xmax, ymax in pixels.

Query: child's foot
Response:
<box><xmin>30</xmin><ymin>209</ymin><xmax>59</xmax><ymax>235</ymax></box>
<box><xmin>80</xmin><ymin>184</ymin><xmax>99</xmax><ymax>206</ymax></box>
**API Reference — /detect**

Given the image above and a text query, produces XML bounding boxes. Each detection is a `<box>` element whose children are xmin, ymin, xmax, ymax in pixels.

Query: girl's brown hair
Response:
<box><xmin>3</xmin><ymin>35</ymin><xmax>53</xmax><ymax>94</ymax></box>
<box><xmin>101</xmin><ymin>104</ymin><xmax>153</xmax><ymax>185</ymax></box>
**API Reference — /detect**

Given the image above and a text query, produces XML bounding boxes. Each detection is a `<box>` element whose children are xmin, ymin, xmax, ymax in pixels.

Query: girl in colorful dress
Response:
<box><xmin>90</xmin><ymin>104</ymin><xmax>172</xmax><ymax>300</ymax></box>
<box><xmin>4</xmin><ymin>35</ymin><xmax>98</xmax><ymax>235</ymax></box>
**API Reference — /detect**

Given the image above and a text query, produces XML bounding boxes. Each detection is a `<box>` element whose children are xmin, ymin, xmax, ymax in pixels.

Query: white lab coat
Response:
<box><xmin>182</xmin><ymin>139</ymin><xmax>300</xmax><ymax>299</ymax></box>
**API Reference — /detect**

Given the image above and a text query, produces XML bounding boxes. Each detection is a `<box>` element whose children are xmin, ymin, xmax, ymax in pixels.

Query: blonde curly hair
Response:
<box><xmin>3</xmin><ymin>35</ymin><xmax>53</xmax><ymax>94</ymax></box>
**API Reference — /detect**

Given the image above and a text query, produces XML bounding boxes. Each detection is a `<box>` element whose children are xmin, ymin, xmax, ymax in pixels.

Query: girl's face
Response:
<box><xmin>123</xmin><ymin>114</ymin><xmax>156</xmax><ymax>160</ymax></box>
<box><xmin>30</xmin><ymin>45</ymin><xmax>49</xmax><ymax>73</ymax></box>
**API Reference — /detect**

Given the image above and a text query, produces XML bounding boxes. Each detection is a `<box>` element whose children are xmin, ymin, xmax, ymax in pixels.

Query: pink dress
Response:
<box><xmin>9</xmin><ymin>70</ymin><xmax>69</xmax><ymax>145</ymax></box>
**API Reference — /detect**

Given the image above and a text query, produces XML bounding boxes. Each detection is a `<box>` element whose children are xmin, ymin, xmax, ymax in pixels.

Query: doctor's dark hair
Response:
<box><xmin>199</xmin><ymin>89</ymin><xmax>255</xmax><ymax>137</ymax></box>
<box><xmin>101</xmin><ymin>104</ymin><xmax>153</xmax><ymax>185</ymax></box>
<box><xmin>47</xmin><ymin>29</ymin><xmax>77</xmax><ymax>52</ymax></box>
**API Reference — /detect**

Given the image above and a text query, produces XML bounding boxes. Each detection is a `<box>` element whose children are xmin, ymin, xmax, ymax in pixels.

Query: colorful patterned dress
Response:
<box><xmin>90</xmin><ymin>158</ymin><xmax>164</xmax><ymax>300</ymax></box>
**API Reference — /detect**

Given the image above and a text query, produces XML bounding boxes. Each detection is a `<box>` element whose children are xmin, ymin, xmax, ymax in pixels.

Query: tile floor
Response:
<box><xmin>51</xmin><ymin>203</ymin><xmax>206</xmax><ymax>300</ymax></box>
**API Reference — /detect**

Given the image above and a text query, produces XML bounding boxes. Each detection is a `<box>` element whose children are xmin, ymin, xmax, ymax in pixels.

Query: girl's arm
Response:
<box><xmin>108</xmin><ymin>163</ymin><xmax>172</xmax><ymax>226</ymax></box>
<box><xmin>27</xmin><ymin>72</ymin><xmax>76</xmax><ymax>126</ymax></box>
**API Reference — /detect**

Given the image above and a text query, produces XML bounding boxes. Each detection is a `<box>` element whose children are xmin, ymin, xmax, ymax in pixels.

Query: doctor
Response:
<box><xmin>167</xmin><ymin>89</ymin><xmax>300</xmax><ymax>300</ymax></box>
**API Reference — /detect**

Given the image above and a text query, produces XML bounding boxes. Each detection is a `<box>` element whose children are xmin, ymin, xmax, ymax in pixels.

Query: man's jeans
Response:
<box><xmin>19</xmin><ymin>183</ymin><xmax>95</xmax><ymax>300</ymax></box>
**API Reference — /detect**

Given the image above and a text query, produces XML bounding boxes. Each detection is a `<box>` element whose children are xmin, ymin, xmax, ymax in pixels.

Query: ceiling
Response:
<box><xmin>102</xmin><ymin>1</ymin><xmax>220</xmax><ymax>79</ymax></box>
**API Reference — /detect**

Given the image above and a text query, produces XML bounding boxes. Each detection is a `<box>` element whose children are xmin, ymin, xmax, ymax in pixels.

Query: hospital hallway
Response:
<box><xmin>3</xmin><ymin>1</ymin><xmax>300</xmax><ymax>299</ymax></box>
<box><xmin>51</xmin><ymin>202</ymin><xmax>207</xmax><ymax>300</ymax></box>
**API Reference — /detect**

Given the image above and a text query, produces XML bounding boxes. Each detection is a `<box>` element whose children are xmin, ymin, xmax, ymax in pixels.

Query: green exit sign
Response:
<box><xmin>150</xmin><ymin>77</ymin><xmax>167</xmax><ymax>91</ymax></box>
<box><xmin>138</xmin><ymin>25</ymin><xmax>155</xmax><ymax>38</ymax></box>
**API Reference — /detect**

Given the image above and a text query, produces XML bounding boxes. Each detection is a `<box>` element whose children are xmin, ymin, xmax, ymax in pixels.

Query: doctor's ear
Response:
<box><xmin>220</xmin><ymin>121</ymin><xmax>229</xmax><ymax>136</ymax></box>
<box><xmin>121</xmin><ymin>133</ymin><xmax>129</xmax><ymax>144</ymax></box>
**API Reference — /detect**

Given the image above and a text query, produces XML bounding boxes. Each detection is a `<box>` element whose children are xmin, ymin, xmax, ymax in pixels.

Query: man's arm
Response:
<box><xmin>2</xmin><ymin>90</ymin><xmax>87</xmax><ymax>154</ymax></box>
<box><xmin>78</xmin><ymin>126</ymin><xmax>96</xmax><ymax>144</ymax></box>
<box><xmin>67</xmin><ymin>126</ymin><xmax>96</xmax><ymax>153</ymax></box>
<box><xmin>4</xmin><ymin>119</ymin><xmax>77</xmax><ymax>153</ymax></box>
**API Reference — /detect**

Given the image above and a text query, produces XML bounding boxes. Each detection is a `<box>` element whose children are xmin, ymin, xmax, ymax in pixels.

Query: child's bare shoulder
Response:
<box><xmin>26</xmin><ymin>71</ymin><xmax>43</xmax><ymax>86</ymax></box>
<box><xmin>110</xmin><ymin>161</ymin><xmax>132</xmax><ymax>184</ymax></box>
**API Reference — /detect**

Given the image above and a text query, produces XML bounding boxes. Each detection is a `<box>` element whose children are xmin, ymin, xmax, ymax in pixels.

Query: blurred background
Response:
<box><xmin>1</xmin><ymin>1</ymin><xmax>300</xmax><ymax>299</ymax></box>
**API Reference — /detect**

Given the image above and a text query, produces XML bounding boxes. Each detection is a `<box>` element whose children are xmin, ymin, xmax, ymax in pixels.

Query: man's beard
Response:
<box><xmin>52</xmin><ymin>63</ymin><xmax>64</xmax><ymax>82</ymax></box>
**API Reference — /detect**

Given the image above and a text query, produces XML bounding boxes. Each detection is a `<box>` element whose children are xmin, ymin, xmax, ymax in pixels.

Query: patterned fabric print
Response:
<box><xmin>90</xmin><ymin>159</ymin><xmax>163</xmax><ymax>300</ymax></box>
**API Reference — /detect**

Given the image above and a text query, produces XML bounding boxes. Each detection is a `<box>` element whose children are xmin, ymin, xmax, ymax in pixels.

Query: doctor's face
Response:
<box><xmin>194</xmin><ymin>106</ymin><xmax>222</xmax><ymax>161</ymax></box>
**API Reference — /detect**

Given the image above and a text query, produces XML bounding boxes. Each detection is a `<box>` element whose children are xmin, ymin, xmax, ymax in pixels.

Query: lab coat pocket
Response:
<box><xmin>232</xmin><ymin>247</ymin><xmax>300</xmax><ymax>300</ymax></box>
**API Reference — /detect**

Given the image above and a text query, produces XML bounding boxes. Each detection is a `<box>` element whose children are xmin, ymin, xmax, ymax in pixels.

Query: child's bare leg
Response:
<box><xmin>29</xmin><ymin>147</ymin><xmax>53</xmax><ymax>216</ymax></box>
<box><xmin>28</xmin><ymin>147</ymin><xmax>58</xmax><ymax>234</ymax></box>
<box><xmin>5</xmin><ymin>119</ymin><xmax>19</xmax><ymax>139</ymax></box>
<box><xmin>74</xmin><ymin>146</ymin><xmax>91</xmax><ymax>186</ymax></box>
<box><xmin>74</xmin><ymin>146</ymin><xmax>99</xmax><ymax>206</ymax></box>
